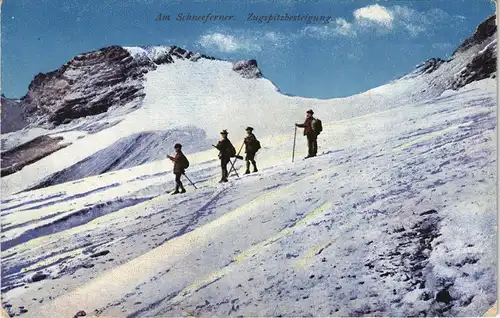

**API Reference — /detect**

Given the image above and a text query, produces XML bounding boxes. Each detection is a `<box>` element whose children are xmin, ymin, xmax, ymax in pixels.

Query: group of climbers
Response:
<box><xmin>167</xmin><ymin>109</ymin><xmax>322</xmax><ymax>194</ymax></box>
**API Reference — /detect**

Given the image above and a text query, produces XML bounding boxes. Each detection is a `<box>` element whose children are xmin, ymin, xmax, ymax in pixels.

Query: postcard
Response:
<box><xmin>0</xmin><ymin>0</ymin><xmax>497</xmax><ymax>317</ymax></box>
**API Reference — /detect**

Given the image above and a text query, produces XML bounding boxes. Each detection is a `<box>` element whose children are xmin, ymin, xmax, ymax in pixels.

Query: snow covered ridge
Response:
<box><xmin>0</xmin><ymin>15</ymin><xmax>495</xmax><ymax>135</ymax></box>
<box><xmin>0</xmin><ymin>45</ymin><xmax>262</xmax><ymax>135</ymax></box>
<box><xmin>0</xmin><ymin>15</ymin><xmax>496</xmax><ymax>192</ymax></box>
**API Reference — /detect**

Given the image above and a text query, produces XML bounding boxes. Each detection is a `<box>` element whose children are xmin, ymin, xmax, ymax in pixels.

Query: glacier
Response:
<box><xmin>0</xmin><ymin>16</ymin><xmax>497</xmax><ymax>318</ymax></box>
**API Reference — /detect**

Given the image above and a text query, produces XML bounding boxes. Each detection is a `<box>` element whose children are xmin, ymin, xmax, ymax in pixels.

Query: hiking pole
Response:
<box><xmin>182</xmin><ymin>173</ymin><xmax>198</xmax><ymax>190</ymax></box>
<box><xmin>228</xmin><ymin>159</ymin><xmax>240</xmax><ymax>178</ymax></box>
<box><xmin>228</xmin><ymin>141</ymin><xmax>245</xmax><ymax>177</ymax></box>
<box><xmin>292</xmin><ymin>125</ymin><xmax>297</xmax><ymax>162</ymax></box>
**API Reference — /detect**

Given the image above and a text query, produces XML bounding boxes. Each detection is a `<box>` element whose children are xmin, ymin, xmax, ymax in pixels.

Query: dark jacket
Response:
<box><xmin>297</xmin><ymin>117</ymin><xmax>314</xmax><ymax>136</ymax></box>
<box><xmin>216</xmin><ymin>138</ymin><xmax>234</xmax><ymax>159</ymax></box>
<box><xmin>244</xmin><ymin>133</ymin><xmax>258</xmax><ymax>153</ymax></box>
<box><xmin>172</xmin><ymin>152</ymin><xmax>188</xmax><ymax>174</ymax></box>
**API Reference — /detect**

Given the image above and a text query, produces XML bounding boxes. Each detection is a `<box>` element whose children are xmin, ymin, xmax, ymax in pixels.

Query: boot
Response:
<box><xmin>180</xmin><ymin>186</ymin><xmax>186</xmax><ymax>193</ymax></box>
<box><xmin>171</xmin><ymin>186</ymin><xmax>180</xmax><ymax>195</ymax></box>
<box><xmin>252</xmin><ymin>162</ymin><xmax>258</xmax><ymax>173</ymax></box>
<box><xmin>244</xmin><ymin>162</ymin><xmax>250</xmax><ymax>174</ymax></box>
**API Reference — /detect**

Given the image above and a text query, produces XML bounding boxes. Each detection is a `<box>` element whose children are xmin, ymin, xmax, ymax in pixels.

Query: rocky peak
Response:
<box><xmin>453</xmin><ymin>15</ymin><xmax>496</xmax><ymax>55</ymax></box>
<box><xmin>124</xmin><ymin>45</ymin><xmax>217</xmax><ymax>70</ymax></box>
<box><xmin>232</xmin><ymin>59</ymin><xmax>262</xmax><ymax>79</ymax></box>
<box><xmin>13</xmin><ymin>45</ymin><xmax>258</xmax><ymax>131</ymax></box>
<box><xmin>22</xmin><ymin>45</ymin><xmax>145</xmax><ymax>126</ymax></box>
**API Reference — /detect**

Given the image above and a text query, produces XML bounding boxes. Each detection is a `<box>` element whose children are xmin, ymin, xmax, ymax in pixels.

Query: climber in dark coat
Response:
<box><xmin>243</xmin><ymin>126</ymin><xmax>259</xmax><ymax>174</ymax></box>
<box><xmin>167</xmin><ymin>143</ymin><xmax>189</xmax><ymax>194</ymax></box>
<box><xmin>215</xmin><ymin>130</ymin><xmax>235</xmax><ymax>183</ymax></box>
<box><xmin>295</xmin><ymin>109</ymin><xmax>317</xmax><ymax>158</ymax></box>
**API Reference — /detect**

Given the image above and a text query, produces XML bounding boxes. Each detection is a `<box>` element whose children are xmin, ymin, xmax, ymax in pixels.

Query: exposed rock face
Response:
<box><xmin>452</xmin><ymin>15</ymin><xmax>497</xmax><ymax>55</ymax></box>
<box><xmin>449</xmin><ymin>15</ymin><xmax>497</xmax><ymax>90</ymax></box>
<box><xmin>232</xmin><ymin>60</ymin><xmax>262</xmax><ymax>79</ymax></box>
<box><xmin>407</xmin><ymin>15</ymin><xmax>496</xmax><ymax>91</ymax></box>
<box><xmin>414</xmin><ymin>58</ymin><xmax>446</xmax><ymax>75</ymax></box>
<box><xmin>451</xmin><ymin>39</ymin><xmax>497</xmax><ymax>90</ymax></box>
<box><xmin>1</xmin><ymin>96</ymin><xmax>29</xmax><ymax>134</ymax></box>
<box><xmin>22</xmin><ymin>46</ymin><xmax>146</xmax><ymax>126</ymax></box>
<box><xmin>1</xmin><ymin>135</ymin><xmax>71</xmax><ymax>177</ymax></box>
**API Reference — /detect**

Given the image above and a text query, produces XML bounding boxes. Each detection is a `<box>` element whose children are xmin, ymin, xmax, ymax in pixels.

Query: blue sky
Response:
<box><xmin>1</xmin><ymin>0</ymin><xmax>496</xmax><ymax>99</ymax></box>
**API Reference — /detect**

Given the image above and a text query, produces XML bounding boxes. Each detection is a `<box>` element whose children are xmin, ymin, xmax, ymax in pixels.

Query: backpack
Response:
<box><xmin>312</xmin><ymin>118</ymin><xmax>323</xmax><ymax>135</ymax></box>
<box><xmin>254</xmin><ymin>139</ymin><xmax>261</xmax><ymax>151</ymax></box>
<box><xmin>183</xmin><ymin>156</ymin><xmax>190</xmax><ymax>169</ymax></box>
<box><xmin>228</xmin><ymin>143</ymin><xmax>237</xmax><ymax>157</ymax></box>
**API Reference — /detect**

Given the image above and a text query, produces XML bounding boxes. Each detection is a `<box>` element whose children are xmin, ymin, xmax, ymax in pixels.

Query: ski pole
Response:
<box><xmin>292</xmin><ymin>125</ymin><xmax>297</xmax><ymax>162</ymax></box>
<box><xmin>182</xmin><ymin>173</ymin><xmax>198</xmax><ymax>189</ymax></box>
<box><xmin>228</xmin><ymin>141</ymin><xmax>245</xmax><ymax>177</ymax></box>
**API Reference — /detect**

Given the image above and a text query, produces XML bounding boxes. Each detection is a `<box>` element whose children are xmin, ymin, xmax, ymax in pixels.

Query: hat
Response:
<box><xmin>306</xmin><ymin>109</ymin><xmax>314</xmax><ymax>115</ymax></box>
<box><xmin>245</xmin><ymin>126</ymin><xmax>254</xmax><ymax>131</ymax></box>
<box><xmin>174</xmin><ymin>143</ymin><xmax>182</xmax><ymax>149</ymax></box>
<box><xmin>220</xmin><ymin>129</ymin><xmax>228</xmax><ymax>135</ymax></box>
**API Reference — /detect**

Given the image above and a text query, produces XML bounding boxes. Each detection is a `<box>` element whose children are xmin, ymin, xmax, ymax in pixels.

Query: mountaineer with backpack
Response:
<box><xmin>167</xmin><ymin>143</ymin><xmax>190</xmax><ymax>194</ymax></box>
<box><xmin>243</xmin><ymin>126</ymin><xmax>261</xmax><ymax>174</ymax></box>
<box><xmin>214</xmin><ymin>129</ymin><xmax>236</xmax><ymax>183</ymax></box>
<box><xmin>295</xmin><ymin>109</ymin><xmax>322</xmax><ymax>159</ymax></box>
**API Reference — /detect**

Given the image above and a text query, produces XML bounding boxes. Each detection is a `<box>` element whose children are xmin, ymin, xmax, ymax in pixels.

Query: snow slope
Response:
<box><xmin>0</xmin><ymin>48</ymin><xmax>493</xmax><ymax>195</ymax></box>
<box><xmin>0</xmin><ymin>16</ymin><xmax>497</xmax><ymax>318</ymax></box>
<box><xmin>0</xmin><ymin>78</ymin><xmax>496</xmax><ymax>317</ymax></box>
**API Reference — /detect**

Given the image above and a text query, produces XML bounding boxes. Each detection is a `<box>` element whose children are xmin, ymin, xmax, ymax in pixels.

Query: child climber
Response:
<box><xmin>167</xmin><ymin>143</ymin><xmax>190</xmax><ymax>194</ymax></box>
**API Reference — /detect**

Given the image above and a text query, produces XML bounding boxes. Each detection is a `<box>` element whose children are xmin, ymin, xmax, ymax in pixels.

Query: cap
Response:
<box><xmin>174</xmin><ymin>143</ymin><xmax>182</xmax><ymax>149</ymax></box>
<box><xmin>306</xmin><ymin>109</ymin><xmax>314</xmax><ymax>115</ymax></box>
<box><xmin>220</xmin><ymin>129</ymin><xmax>228</xmax><ymax>135</ymax></box>
<box><xmin>245</xmin><ymin>126</ymin><xmax>254</xmax><ymax>131</ymax></box>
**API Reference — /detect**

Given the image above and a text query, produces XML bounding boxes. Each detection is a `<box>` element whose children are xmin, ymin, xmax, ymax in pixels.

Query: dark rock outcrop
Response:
<box><xmin>453</xmin><ymin>15</ymin><xmax>496</xmax><ymax>56</ymax></box>
<box><xmin>1</xmin><ymin>96</ymin><xmax>29</xmax><ymax>134</ymax></box>
<box><xmin>414</xmin><ymin>58</ymin><xmax>446</xmax><ymax>75</ymax></box>
<box><xmin>232</xmin><ymin>59</ymin><xmax>262</xmax><ymax>79</ymax></box>
<box><xmin>22</xmin><ymin>46</ymin><xmax>147</xmax><ymax>126</ymax></box>
<box><xmin>451</xmin><ymin>39</ymin><xmax>497</xmax><ymax>89</ymax></box>
<box><xmin>30</xmin><ymin>272</ymin><xmax>48</xmax><ymax>282</ymax></box>
<box><xmin>1</xmin><ymin>135</ymin><xmax>71</xmax><ymax>177</ymax></box>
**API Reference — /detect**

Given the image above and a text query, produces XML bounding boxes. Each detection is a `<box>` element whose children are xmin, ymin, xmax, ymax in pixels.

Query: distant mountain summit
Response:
<box><xmin>1</xmin><ymin>45</ymin><xmax>262</xmax><ymax>134</ymax></box>
<box><xmin>0</xmin><ymin>16</ymin><xmax>496</xmax><ymax>134</ymax></box>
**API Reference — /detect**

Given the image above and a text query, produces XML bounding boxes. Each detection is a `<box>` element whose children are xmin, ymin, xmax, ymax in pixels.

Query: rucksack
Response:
<box><xmin>183</xmin><ymin>156</ymin><xmax>190</xmax><ymax>169</ymax></box>
<box><xmin>312</xmin><ymin>118</ymin><xmax>323</xmax><ymax>135</ymax></box>
<box><xmin>254</xmin><ymin>139</ymin><xmax>261</xmax><ymax>151</ymax></box>
<box><xmin>228</xmin><ymin>143</ymin><xmax>237</xmax><ymax>157</ymax></box>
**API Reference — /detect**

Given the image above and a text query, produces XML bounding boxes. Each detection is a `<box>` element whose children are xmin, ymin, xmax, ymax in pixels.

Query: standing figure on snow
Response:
<box><xmin>243</xmin><ymin>126</ymin><xmax>261</xmax><ymax>174</ymax></box>
<box><xmin>167</xmin><ymin>143</ymin><xmax>190</xmax><ymax>194</ymax></box>
<box><xmin>295</xmin><ymin>109</ymin><xmax>322</xmax><ymax>159</ymax></box>
<box><xmin>215</xmin><ymin>129</ymin><xmax>236</xmax><ymax>183</ymax></box>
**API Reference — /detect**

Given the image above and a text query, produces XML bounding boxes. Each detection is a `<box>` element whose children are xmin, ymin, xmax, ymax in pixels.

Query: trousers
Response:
<box><xmin>307</xmin><ymin>133</ymin><xmax>318</xmax><ymax>156</ymax></box>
